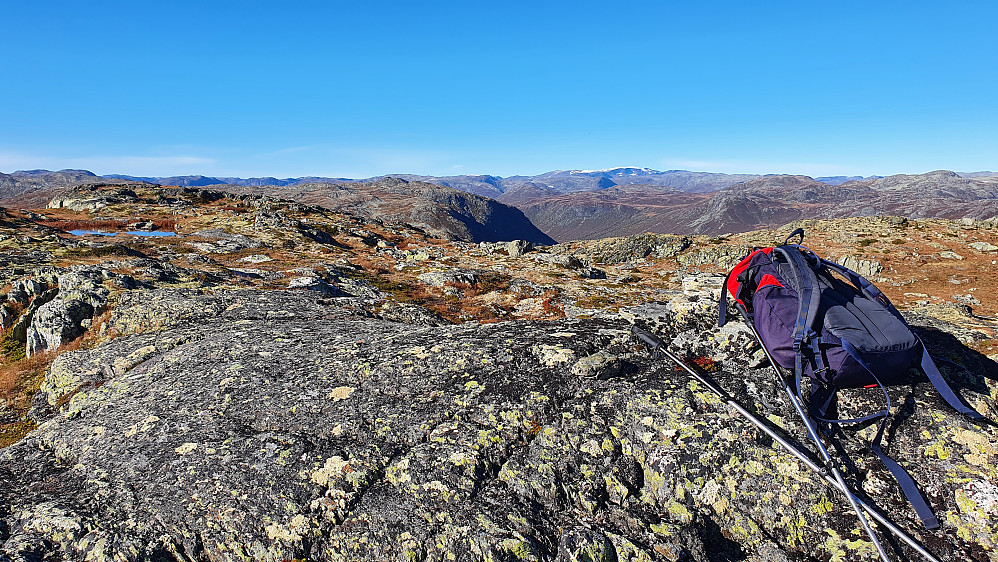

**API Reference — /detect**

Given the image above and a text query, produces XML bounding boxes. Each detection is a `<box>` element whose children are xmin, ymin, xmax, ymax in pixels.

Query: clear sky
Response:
<box><xmin>2</xmin><ymin>1</ymin><xmax>996</xmax><ymax>179</ymax></box>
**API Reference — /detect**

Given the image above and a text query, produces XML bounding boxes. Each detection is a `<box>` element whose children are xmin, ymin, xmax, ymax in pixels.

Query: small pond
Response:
<box><xmin>68</xmin><ymin>230</ymin><xmax>179</xmax><ymax>237</ymax></box>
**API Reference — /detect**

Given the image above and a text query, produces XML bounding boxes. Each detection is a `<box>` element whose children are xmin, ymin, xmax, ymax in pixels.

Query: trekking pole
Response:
<box><xmin>631</xmin><ymin>326</ymin><xmax>942</xmax><ymax>562</ymax></box>
<box><xmin>731</xmin><ymin>314</ymin><xmax>892</xmax><ymax>562</ymax></box>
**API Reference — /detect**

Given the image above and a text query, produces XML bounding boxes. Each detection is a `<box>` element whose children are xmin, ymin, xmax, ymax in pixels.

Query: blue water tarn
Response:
<box><xmin>68</xmin><ymin>230</ymin><xmax>178</xmax><ymax>237</ymax></box>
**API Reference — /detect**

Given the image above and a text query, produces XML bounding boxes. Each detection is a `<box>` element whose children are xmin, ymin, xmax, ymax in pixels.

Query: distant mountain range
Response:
<box><xmin>101</xmin><ymin>167</ymin><xmax>899</xmax><ymax>197</ymax></box>
<box><xmin>3</xmin><ymin>167</ymin><xmax>998</xmax><ymax>241</ymax></box>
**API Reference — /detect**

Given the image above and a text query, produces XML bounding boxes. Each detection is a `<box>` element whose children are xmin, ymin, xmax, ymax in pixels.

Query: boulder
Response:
<box><xmin>0</xmin><ymin>288</ymin><xmax>994</xmax><ymax>561</ymax></box>
<box><xmin>0</xmin><ymin>302</ymin><xmax>16</xmax><ymax>331</ymax></box>
<box><xmin>190</xmin><ymin>229</ymin><xmax>264</xmax><ymax>253</ymax></box>
<box><xmin>837</xmin><ymin>255</ymin><xmax>884</xmax><ymax>277</ymax></box>
<box><xmin>25</xmin><ymin>298</ymin><xmax>94</xmax><ymax>355</ymax></box>
<box><xmin>677</xmin><ymin>244</ymin><xmax>748</xmax><ymax>269</ymax></box>
<box><xmin>417</xmin><ymin>269</ymin><xmax>480</xmax><ymax>287</ymax></box>
<box><xmin>506</xmin><ymin>240</ymin><xmax>533</xmax><ymax>257</ymax></box>
<box><xmin>287</xmin><ymin>276</ymin><xmax>343</xmax><ymax>296</ymax></box>
<box><xmin>47</xmin><ymin>184</ymin><xmax>139</xmax><ymax>212</ymax></box>
<box><xmin>575</xmin><ymin>233</ymin><xmax>692</xmax><ymax>265</ymax></box>
<box><xmin>576</xmin><ymin>266</ymin><xmax>607</xmax><ymax>280</ymax></box>
<box><xmin>22</xmin><ymin>267</ymin><xmax>134</xmax><ymax>356</ymax></box>
<box><xmin>968</xmin><ymin>241</ymin><xmax>998</xmax><ymax>253</ymax></box>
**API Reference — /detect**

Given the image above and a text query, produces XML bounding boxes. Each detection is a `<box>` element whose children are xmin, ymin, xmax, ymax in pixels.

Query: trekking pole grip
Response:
<box><xmin>631</xmin><ymin>326</ymin><xmax>665</xmax><ymax>354</ymax></box>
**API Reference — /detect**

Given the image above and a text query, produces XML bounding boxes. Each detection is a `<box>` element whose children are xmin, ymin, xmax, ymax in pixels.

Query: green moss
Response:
<box><xmin>500</xmin><ymin>538</ymin><xmax>536</xmax><ymax>560</ymax></box>
<box><xmin>0</xmin><ymin>331</ymin><xmax>25</xmax><ymax>362</ymax></box>
<box><xmin>0</xmin><ymin>418</ymin><xmax>37</xmax><ymax>448</ymax></box>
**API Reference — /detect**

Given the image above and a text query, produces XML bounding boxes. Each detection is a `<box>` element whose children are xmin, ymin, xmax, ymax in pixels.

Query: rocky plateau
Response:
<box><xmin>0</xmin><ymin>184</ymin><xmax>996</xmax><ymax>561</ymax></box>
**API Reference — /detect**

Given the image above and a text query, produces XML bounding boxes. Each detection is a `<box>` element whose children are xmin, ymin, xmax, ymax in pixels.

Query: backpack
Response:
<box><xmin>718</xmin><ymin>228</ymin><xmax>983</xmax><ymax>529</ymax></box>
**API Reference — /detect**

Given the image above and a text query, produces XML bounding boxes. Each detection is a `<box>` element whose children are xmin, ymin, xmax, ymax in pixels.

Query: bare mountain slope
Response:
<box><xmin>516</xmin><ymin>172</ymin><xmax>998</xmax><ymax>241</ymax></box>
<box><xmin>221</xmin><ymin>177</ymin><xmax>556</xmax><ymax>244</ymax></box>
<box><xmin>0</xmin><ymin>170</ymin><xmax>112</xmax><ymax>208</ymax></box>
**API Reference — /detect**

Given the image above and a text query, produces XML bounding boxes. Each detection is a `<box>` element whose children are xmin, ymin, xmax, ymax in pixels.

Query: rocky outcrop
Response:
<box><xmin>46</xmin><ymin>184</ymin><xmax>140</xmax><ymax>212</ymax></box>
<box><xmin>1</xmin><ymin>286</ymin><xmax>995</xmax><ymax>561</ymax></box>
<box><xmin>0</xmin><ymin>170</ymin><xmax>111</xmax><ymax>208</ymax></box>
<box><xmin>562</xmin><ymin>233</ymin><xmax>692</xmax><ymax>265</ymax></box>
<box><xmin>23</xmin><ymin>268</ymin><xmax>116</xmax><ymax>356</ymax></box>
<box><xmin>219</xmin><ymin>178</ymin><xmax>557</xmax><ymax>245</ymax></box>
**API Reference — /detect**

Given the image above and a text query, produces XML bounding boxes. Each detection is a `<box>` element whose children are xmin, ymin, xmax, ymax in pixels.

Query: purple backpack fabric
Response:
<box><xmin>719</xmin><ymin>242</ymin><xmax>921</xmax><ymax>389</ymax></box>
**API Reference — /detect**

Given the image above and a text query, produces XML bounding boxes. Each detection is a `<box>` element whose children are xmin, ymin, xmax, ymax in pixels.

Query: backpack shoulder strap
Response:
<box><xmin>771</xmin><ymin>245</ymin><xmax>822</xmax><ymax>352</ymax></box>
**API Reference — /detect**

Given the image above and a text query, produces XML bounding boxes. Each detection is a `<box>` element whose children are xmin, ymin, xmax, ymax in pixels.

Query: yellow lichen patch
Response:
<box><xmin>666</xmin><ymin>500</ymin><xmax>693</xmax><ymax>524</ymax></box>
<box><xmin>500</xmin><ymin>538</ymin><xmax>536</xmax><ymax>560</ymax></box>
<box><xmin>924</xmin><ymin>440</ymin><xmax>952</xmax><ymax>460</ymax></box>
<box><xmin>124</xmin><ymin>414</ymin><xmax>160</xmax><ymax>437</ymax></box>
<box><xmin>951</xmin><ymin>428</ymin><xmax>997</xmax><ymax>467</ymax></box>
<box><xmin>448</xmin><ymin>450</ymin><xmax>475</xmax><ymax>467</ymax></box>
<box><xmin>813</xmin><ymin>496</ymin><xmax>834</xmax><ymax>515</ymax></box>
<box><xmin>821</xmin><ymin>529</ymin><xmax>848</xmax><ymax>562</ymax></box>
<box><xmin>386</xmin><ymin>457</ymin><xmax>412</xmax><ymax>486</ymax></box>
<box><xmin>264</xmin><ymin>513</ymin><xmax>308</xmax><ymax>543</ymax></box>
<box><xmin>328</xmin><ymin>386</ymin><xmax>356</xmax><ymax>401</ymax></box>
<box><xmin>743</xmin><ymin>460</ymin><xmax>766</xmax><ymax>476</ymax></box>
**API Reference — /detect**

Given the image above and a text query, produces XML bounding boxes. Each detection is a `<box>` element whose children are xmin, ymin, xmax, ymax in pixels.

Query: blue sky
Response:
<box><xmin>2</xmin><ymin>1</ymin><xmax>996</xmax><ymax>178</ymax></box>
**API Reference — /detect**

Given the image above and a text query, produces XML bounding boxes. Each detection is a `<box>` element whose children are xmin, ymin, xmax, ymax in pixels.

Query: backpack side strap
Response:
<box><xmin>918</xmin><ymin>342</ymin><xmax>985</xmax><ymax>421</ymax></box>
<box><xmin>870</xmin><ymin>418</ymin><xmax>941</xmax><ymax>529</ymax></box>
<box><xmin>718</xmin><ymin>266</ymin><xmax>734</xmax><ymax>327</ymax></box>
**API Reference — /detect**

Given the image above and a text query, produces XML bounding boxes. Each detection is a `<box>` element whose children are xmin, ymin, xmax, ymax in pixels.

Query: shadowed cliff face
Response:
<box><xmin>1</xmin><ymin>285</ymin><xmax>996</xmax><ymax>561</ymax></box>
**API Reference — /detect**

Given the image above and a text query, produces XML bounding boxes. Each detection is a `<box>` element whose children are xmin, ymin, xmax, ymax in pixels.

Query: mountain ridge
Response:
<box><xmin>4</xmin><ymin>168</ymin><xmax>998</xmax><ymax>242</ymax></box>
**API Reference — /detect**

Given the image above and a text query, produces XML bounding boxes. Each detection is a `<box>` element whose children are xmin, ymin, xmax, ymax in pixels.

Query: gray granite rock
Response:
<box><xmin>0</xmin><ymin>288</ymin><xmax>994</xmax><ymax>561</ymax></box>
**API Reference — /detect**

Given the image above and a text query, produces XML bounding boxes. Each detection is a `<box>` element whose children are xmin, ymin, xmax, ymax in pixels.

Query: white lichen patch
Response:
<box><xmin>311</xmin><ymin>456</ymin><xmax>350</xmax><ymax>486</ymax></box>
<box><xmin>175</xmin><ymin>443</ymin><xmax>198</xmax><ymax>455</ymax></box>
<box><xmin>532</xmin><ymin>344</ymin><xmax>576</xmax><ymax>366</ymax></box>
<box><xmin>328</xmin><ymin>386</ymin><xmax>356</xmax><ymax>401</ymax></box>
<box><xmin>124</xmin><ymin>415</ymin><xmax>160</xmax><ymax>437</ymax></box>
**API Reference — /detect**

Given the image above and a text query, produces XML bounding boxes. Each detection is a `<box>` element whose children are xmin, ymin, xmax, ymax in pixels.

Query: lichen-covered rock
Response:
<box><xmin>190</xmin><ymin>229</ymin><xmax>264</xmax><ymax>253</ymax></box>
<box><xmin>968</xmin><ymin>241</ymin><xmax>998</xmax><ymax>253</ymax></box>
<box><xmin>417</xmin><ymin>268</ymin><xmax>480</xmax><ymax>287</ymax></box>
<box><xmin>836</xmin><ymin>255</ymin><xmax>884</xmax><ymax>277</ymax></box>
<box><xmin>24</xmin><ymin>268</ymin><xmax>118</xmax><ymax>356</ymax></box>
<box><xmin>532</xmin><ymin>253</ymin><xmax>584</xmax><ymax>269</ymax></box>
<box><xmin>287</xmin><ymin>276</ymin><xmax>343</xmax><ymax>296</ymax></box>
<box><xmin>564</xmin><ymin>234</ymin><xmax>692</xmax><ymax>265</ymax></box>
<box><xmin>25</xmin><ymin>298</ymin><xmax>94</xmax><ymax>356</ymax></box>
<box><xmin>676</xmin><ymin>245</ymin><xmax>749</xmax><ymax>269</ymax></box>
<box><xmin>507</xmin><ymin>240</ymin><xmax>534</xmax><ymax>257</ymax></box>
<box><xmin>46</xmin><ymin>184</ymin><xmax>139</xmax><ymax>212</ymax></box>
<box><xmin>1</xmin><ymin>288</ymin><xmax>996</xmax><ymax>561</ymax></box>
<box><xmin>0</xmin><ymin>303</ymin><xmax>16</xmax><ymax>331</ymax></box>
<box><xmin>576</xmin><ymin>266</ymin><xmax>607</xmax><ymax>280</ymax></box>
